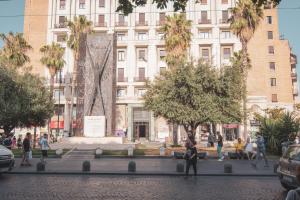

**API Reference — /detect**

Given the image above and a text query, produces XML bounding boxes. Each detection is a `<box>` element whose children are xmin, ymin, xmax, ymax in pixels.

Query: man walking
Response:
<box><xmin>39</xmin><ymin>134</ymin><xmax>50</xmax><ymax>163</ymax></box>
<box><xmin>21</xmin><ymin>132</ymin><xmax>31</xmax><ymax>166</ymax></box>
<box><xmin>251</xmin><ymin>132</ymin><xmax>269</xmax><ymax>168</ymax></box>
<box><xmin>217</xmin><ymin>132</ymin><xmax>224</xmax><ymax>161</ymax></box>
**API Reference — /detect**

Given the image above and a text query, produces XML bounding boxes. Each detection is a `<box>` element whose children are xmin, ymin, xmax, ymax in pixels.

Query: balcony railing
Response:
<box><xmin>94</xmin><ymin>22</ymin><xmax>107</xmax><ymax>27</ymax></box>
<box><xmin>198</xmin><ymin>19</ymin><xmax>211</xmax><ymax>24</ymax></box>
<box><xmin>117</xmin><ymin>77</ymin><xmax>128</xmax><ymax>82</ymax></box>
<box><xmin>136</xmin><ymin>21</ymin><xmax>148</xmax><ymax>26</ymax></box>
<box><xmin>134</xmin><ymin>76</ymin><xmax>147</xmax><ymax>82</ymax></box>
<box><xmin>115</xmin><ymin>21</ymin><xmax>128</xmax><ymax>27</ymax></box>
<box><xmin>219</xmin><ymin>19</ymin><xmax>229</xmax><ymax>24</ymax></box>
<box><xmin>54</xmin><ymin>23</ymin><xmax>67</xmax><ymax>29</ymax></box>
<box><xmin>156</xmin><ymin>20</ymin><xmax>166</xmax><ymax>26</ymax></box>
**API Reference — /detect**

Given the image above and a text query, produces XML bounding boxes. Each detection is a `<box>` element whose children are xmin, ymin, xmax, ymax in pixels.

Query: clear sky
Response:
<box><xmin>0</xmin><ymin>0</ymin><xmax>299</xmax><ymax>71</ymax></box>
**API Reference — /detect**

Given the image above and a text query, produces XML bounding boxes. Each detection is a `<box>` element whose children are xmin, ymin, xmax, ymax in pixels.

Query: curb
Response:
<box><xmin>4</xmin><ymin>171</ymin><xmax>278</xmax><ymax>177</ymax></box>
<box><xmin>95</xmin><ymin>155</ymin><xmax>173</xmax><ymax>159</ymax></box>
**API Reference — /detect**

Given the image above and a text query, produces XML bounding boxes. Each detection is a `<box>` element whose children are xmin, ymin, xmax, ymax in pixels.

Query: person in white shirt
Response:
<box><xmin>244</xmin><ymin>137</ymin><xmax>256</xmax><ymax>160</ymax></box>
<box><xmin>39</xmin><ymin>134</ymin><xmax>50</xmax><ymax>163</ymax></box>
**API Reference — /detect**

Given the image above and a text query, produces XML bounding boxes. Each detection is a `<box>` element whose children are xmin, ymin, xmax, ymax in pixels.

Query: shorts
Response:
<box><xmin>42</xmin><ymin>150</ymin><xmax>48</xmax><ymax>157</ymax></box>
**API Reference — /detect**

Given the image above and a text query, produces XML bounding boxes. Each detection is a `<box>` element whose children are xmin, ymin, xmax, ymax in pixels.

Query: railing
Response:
<box><xmin>115</xmin><ymin>21</ymin><xmax>128</xmax><ymax>27</ymax></box>
<box><xmin>117</xmin><ymin>77</ymin><xmax>128</xmax><ymax>82</ymax></box>
<box><xmin>198</xmin><ymin>19</ymin><xmax>211</xmax><ymax>24</ymax></box>
<box><xmin>136</xmin><ymin>21</ymin><xmax>148</xmax><ymax>26</ymax></box>
<box><xmin>94</xmin><ymin>22</ymin><xmax>107</xmax><ymax>27</ymax></box>
<box><xmin>219</xmin><ymin>19</ymin><xmax>229</xmax><ymax>24</ymax></box>
<box><xmin>134</xmin><ymin>76</ymin><xmax>147</xmax><ymax>82</ymax></box>
<box><xmin>54</xmin><ymin>23</ymin><xmax>67</xmax><ymax>28</ymax></box>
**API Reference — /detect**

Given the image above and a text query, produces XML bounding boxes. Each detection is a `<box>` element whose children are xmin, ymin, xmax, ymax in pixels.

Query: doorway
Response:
<box><xmin>133</xmin><ymin>122</ymin><xmax>149</xmax><ymax>139</ymax></box>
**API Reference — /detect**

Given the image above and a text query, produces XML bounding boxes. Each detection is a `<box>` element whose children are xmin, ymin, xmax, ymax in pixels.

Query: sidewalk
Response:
<box><xmin>8</xmin><ymin>158</ymin><xmax>278</xmax><ymax>176</ymax></box>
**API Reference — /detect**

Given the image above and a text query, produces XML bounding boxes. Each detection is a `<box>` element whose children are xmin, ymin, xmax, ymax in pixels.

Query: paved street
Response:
<box><xmin>0</xmin><ymin>175</ymin><xmax>287</xmax><ymax>200</ymax></box>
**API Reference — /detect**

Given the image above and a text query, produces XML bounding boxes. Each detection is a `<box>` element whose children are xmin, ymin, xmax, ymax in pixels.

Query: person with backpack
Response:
<box><xmin>39</xmin><ymin>134</ymin><xmax>50</xmax><ymax>163</ymax></box>
<box><xmin>251</xmin><ymin>132</ymin><xmax>269</xmax><ymax>168</ymax></box>
<box><xmin>3</xmin><ymin>135</ymin><xmax>12</xmax><ymax>150</ymax></box>
<box><xmin>286</xmin><ymin>166</ymin><xmax>300</xmax><ymax>200</ymax></box>
<box><xmin>184</xmin><ymin>134</ymin><xmax>197</xmax><ymax>177</ymax></box>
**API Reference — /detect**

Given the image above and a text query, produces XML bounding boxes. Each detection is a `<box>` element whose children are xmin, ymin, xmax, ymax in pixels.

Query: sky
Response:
<box><xmin>0</xmin><ymin>0</ymin><xmax>299</xmax><ymax>71</ymax></box>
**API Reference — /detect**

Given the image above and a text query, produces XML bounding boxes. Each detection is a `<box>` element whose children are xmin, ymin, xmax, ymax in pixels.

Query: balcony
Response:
<box><xmin>291</xmin><ymin>72</ymin><xmax>297</xmax><ymax>81</ymax></box>
<box><xmin>219</xmin><ymin>19</ymin><xmax>229</xmax><ymax>24</ymax></box>
<box><xmin>54</xmin><ymin>23</ymin><xmax>67</xmax><ymax>29</ymax></box>
<box><xmin>117</xmin><ymin>77</ymin><xmax>128</xmax><ymax>82</ymax></box>
<box><xmin>115</xmin><ymin>21</ymin><xmax>128</xmax><ymax>27</ymax></box>
<box><xmin>156</xmin><ymin>20</ymin><xmax>166</xmax><ymax>26</ymax></box>
<box><xmin>134</xmin><ymin>76</ymin><xmax>147</xmax><ymax>82</ymax></box>
<box><xmin>293</xmin><ymin>87</ymin><xmax>299</xmax><ymax>95</ymax></box>
<box><xmin>291</xmin><ymin>54</ymin><xmax>297</xmax><ymax>65</ymax></box>
<box><xmin>198</xmin><ymin>19</ymin><xmax>211</xmax><ymax>24</ymax></box>
<box><xmin>94</xmin><ymin>22</ymin><xmax>107</xmax><ymax>27</ymax></box>
<box><xmin>136</xmin><ymin>21</ymin><xmax>148</xmax><ymax>26</ymax></box>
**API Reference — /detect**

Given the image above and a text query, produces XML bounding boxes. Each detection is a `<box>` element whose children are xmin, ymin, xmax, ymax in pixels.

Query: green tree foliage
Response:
<box><xmin>256</xmin><ymin>109</ymin><xmax>300</xmax><ymax>154</ymax></box>
<box><xmin>144</xmin><ymin>60</ymin><xmax>242</xmax><ymax>136</ymax></box>
<box><xmin>40</xmin><ymin>42</ymin><xmax>65</xmax><ymax>99</ymax></box>
<box><xmin>116</xmin><ymin>0</ymin><xmax>281</xmax><ymax>15</ymax></box>
<box><xmin>0</xmin><ymin>66</ymin><xmax>54</xmax><ymax>135</ymax></box>
<box><xmin>0</xmin><ymin>32</ymin><xmax>32</xmax><ymax>69</ymax></box>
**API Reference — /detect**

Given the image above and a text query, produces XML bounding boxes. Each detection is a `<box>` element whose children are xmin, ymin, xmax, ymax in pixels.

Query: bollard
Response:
<box><xmin>224</xmin><ymin>163</ymin><xmax>232</xmax><ymax>173</ymax></box>
<box><xmin>128</xmin><ymin>146</ymin><xmax>134</xmax><ymax>157</ymax></box>
<box><xmin>82</xmin><ymin>160</ymin><xmax>91</xmax><ymax>172</ymax></box>
<box><xmin>56</xmin><ymin>149</ymin><xmax>63</xmax><ymax>158</ymax></box>
<box><xmin>95</xmin><ymin>148</ymin><xmax>103</xmax><ymax>158</ymax></box>
<box><xmin>36</xmin><ymin>162</ymin><xmax>45</xmax><ymax>172</ymax></box>
<box><xmin>128</xmin><ymin>161</ymin><xmax>136</xmax><ymax>172</ymax></box>
<box><xmin>176</xmin><ymin>163</ymin><xmax>184</xmax><ymax>173</ymax></box>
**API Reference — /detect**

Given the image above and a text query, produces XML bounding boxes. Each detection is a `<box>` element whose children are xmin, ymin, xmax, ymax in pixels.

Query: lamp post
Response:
<box><xmin>57</xmin><ymin>70</ymin><xmax>62</xmax><ymax>137</ymax></box>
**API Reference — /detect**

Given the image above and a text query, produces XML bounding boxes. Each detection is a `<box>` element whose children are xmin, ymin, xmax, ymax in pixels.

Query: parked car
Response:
<box><xmin>277</xmin><ymin>144</ymin><xmax>300</xmax><ymax>190</ymax></box>
<box><xmin>0</xmin><ymin>145</ymin><xmax>14</xmax><ymax>173</ymax></box>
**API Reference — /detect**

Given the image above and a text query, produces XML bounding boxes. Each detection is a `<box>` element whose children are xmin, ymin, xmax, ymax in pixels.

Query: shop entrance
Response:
<box><xmin>134</xmin><ymin>122</ymin><xmax>149</xmax><ymax>139</ymax></box>
<box><xmin>133</xmin><ymin>108</ymin><xmax>150</xmax><ymax>140</ymax></box>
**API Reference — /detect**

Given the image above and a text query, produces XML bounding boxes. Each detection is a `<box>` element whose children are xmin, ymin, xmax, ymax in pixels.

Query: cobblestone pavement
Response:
<box><xmin>0</xmin><ymin>175</ymin><xmax>287</xmax><ymax>200</ymax></box>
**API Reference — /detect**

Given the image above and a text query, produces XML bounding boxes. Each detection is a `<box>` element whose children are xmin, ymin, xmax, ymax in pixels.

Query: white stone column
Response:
<box><xmin>127</xmin><ymin>105</ymin><xmax>133</xmax><ymax>141</ymax></box>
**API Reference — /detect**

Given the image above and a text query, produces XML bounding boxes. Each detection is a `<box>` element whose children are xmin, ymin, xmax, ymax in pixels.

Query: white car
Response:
<box><xmin>0</xmin><ymin>145</ymin><xmax>14</xmax><ymax>173</ymax></box>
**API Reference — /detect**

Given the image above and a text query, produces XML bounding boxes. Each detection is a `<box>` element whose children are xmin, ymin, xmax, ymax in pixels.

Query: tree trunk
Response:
<box><xmin>69</xmin><ymin>52</ymin><xmax>78</xmax><ymax>137</ymax></box>
<box><xmin>242</xmin><ymin>40</ymin><xmax>248</xmax><ymax>140</ymax></box>
<box><xmin>172</xmin><ymin>123</ymin><xmax>178</xmax><ymax>145</ymax></box>
<box><xmin>33</xmin><ymin>126</ymin><xmax>37</xmax><ymax>149</ymax></box>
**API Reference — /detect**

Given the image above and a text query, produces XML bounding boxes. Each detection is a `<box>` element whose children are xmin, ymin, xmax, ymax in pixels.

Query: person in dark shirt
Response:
<box><xmin>21</xmin><ymin>132</ymin><xmax>31</xmax><ymax>166</ymax></box>
<box><xmin>185</xmin><ymin>139</ymin><xmax>198</xmax><ymax>177</ymax></box>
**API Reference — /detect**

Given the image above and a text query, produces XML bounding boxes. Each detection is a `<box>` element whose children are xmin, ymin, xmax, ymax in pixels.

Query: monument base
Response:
<box><xmin>84</xmin><ymin>116</ymin><xmax>105</xmax><ymax>137</ymax></box>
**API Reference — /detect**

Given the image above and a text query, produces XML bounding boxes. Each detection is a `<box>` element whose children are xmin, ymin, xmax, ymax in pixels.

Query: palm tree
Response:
<box><xmin>0</xmin><ymin>32</ymin><xmax>32</xmax><ymax>69</ymax></box>
<box><xmin>229</xmin><ymin>0</ymin><xmax>263</xmax><ymax>139</ymax></box>
<box><xmin>67</xmin><ymin>15</ymin><xmax>93</xmax><ymax>136</ymax></box>
<box><xmin>160</xmin><ymin>13</ymin><xmax>192</xmax><ymax>144</ymax></box>
<box><xmin>40</xmin><ymin>42</ymin><xmax>65</xmax><ymax>100</ymax></box>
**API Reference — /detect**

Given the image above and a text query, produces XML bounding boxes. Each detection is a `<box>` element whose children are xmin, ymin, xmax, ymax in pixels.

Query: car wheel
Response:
<box><xmin>280</xmin><ymin>181</ymin><xmax>295</xmax><ymax>191</ymax></box>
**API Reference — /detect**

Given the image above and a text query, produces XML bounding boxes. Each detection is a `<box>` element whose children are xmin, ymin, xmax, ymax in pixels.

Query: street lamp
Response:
<box><xmin>56</xmin><ymin>70</ymin><xmax>62</xmax><ymax>137</ymax></box>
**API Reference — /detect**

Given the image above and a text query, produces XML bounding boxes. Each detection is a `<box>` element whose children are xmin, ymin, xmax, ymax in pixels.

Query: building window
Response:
<box><xmin>117</xmin><ymin>68</ymin><xmax>125</xmax><ymax>82</ymax></box>
<box><xmin>158</xmin><ymin>32</ymin><xmax>164</xmax><ymax>40</ymax></box>
<box><xmin>267</xmin><ymin>16</ymin><xmax>272</xmax><ymax>24</ymax></box>
<box><xmin>138</xmin><ymin>49</ymin><xmax>147</xmax><ymax>61</ymax></box>
<box><xmin>268</xmin><ymin>31</ymin><xmax>273</xmax><ymax>39</ymax></box>
<box><xmin>59</xmin><ymin>16</ymin><xmax>66</xmax><ymax>24</ymax></box>
<box><xmin>160</xmin><ymin>67</ymin><xmax>166</xmax><ymax>73</ymax></box>
<box><xmin>199</xmin><ymin>30</ymin><xmax>210</xmax><ymax>39</ymax></box>
<box><xmin>54</xmin><ymin>89</ymin><xmax>64</xmax><ymax>100</ymax></box>
<box><xmin>57</xmin><ymin>34</ymin><xmax>66</xmax><ymax>42</ymax></box>
<box><xmin>269</xmin><ymin>62</ymin><xmax>276</xmax><ymax>71</ymax></box>
<box><xmin>117</xmin><ymin>88</ymin><xmax>126</xmax><ymax>97</ymax></box>
<box><xmin>79</xmin><ymin>0</ymin><xmax>85</xmax><ymax>9</ymax></box>
<box><xmin>137</xmin><ymin>32</ymin><xmax>147</xmax><ymax>40</ymax></box>
<box><xmin>268</xmin><ymin>46</ymin><xmax>274</xmax><ymax>54</ymax></box>
<box><xmin>138</xmin><ymin>13</ymin><xmax>146</xmax><ymax>25</ymax></box>
<box><xmin>221</xmin><ymin>10</ymin><xmax>229</xmax><ymax>23</ymax></box>
<box><xmin>117</xmin><ymin>32</ymin><xmax>126</xmax><ymax>41</ymax></box>
<box><xmin>270</xmin><ymin>78</ymin><xmax>276</xmax><ymax>86</ymax></box>
<box><xmin>99</xmin><ymin>0</ymin><xmax>105</xmax><ymax>7</ymax></box>
<box><xmin>200</xmin><ymin>0</ymin><xmax>207</xmax><ymax>4</ymax></box>
<box><xmin>201</xmin><ymin>48</ymin><xmax>210</xmax><ymax>61</ymax></box>
<box><xmin>222</xmin><ymin>0</ymin><xmax>228</xmax><ymax>4</ymax></box>
<box><xmin>118</xmin><ymin>50</ymin><xmax>126</xmax><ymax>61</ymax></box>
<box><xmin>59</xmin><ymin>0</ymin><xmax>66</xmax><ymax>9</ymax></box>
<box><xmin>223</xmin><ymin>48</ymin><xmax>231</xmax><ymax>59</ymax></box>
<box><xmin>159</xmin><ymin>49</ymin><xmax>166</xmax><ymax>60</ymax></box>
<box><xmin>201</xmin><ymin>11</ymin><xmax>208</xmax><ymax>22</ymax></box>
<box><xmin>135</xmin><ymin>88</ymin><xmax>146</xmax><ymax>97</ymax></box>
<box><xmin>272</xmin><ymin>94</ymin><xmax>278</xmax><ymax>102</ymax></box>
<box><xmin>97</xmin><ymin>15</ymin><xmax>105</xmax><ymax>27</ymax></box>
<box><xmin>221</xmin><ymin>30</ymin><xmax>231</xmax><ymax>38</ymax></box>
<box><xmin>158</xmin><ymin>13</ymin><xmax>166</xmax><ymax>25</ymax></box>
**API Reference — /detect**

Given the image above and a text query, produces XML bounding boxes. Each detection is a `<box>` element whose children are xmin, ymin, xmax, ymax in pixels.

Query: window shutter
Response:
<box><xmin>159</xmin><ymin>13</ymin><xmax>165</xmax><ymax>23</ymax></box>
<box><xmin>222</xmin><ymin>10</ymin><xmax>228</xmax><ymax>21</ymax></box>
<box><xmin>99</xmin><ymin>0</ymin><xmax>105</xmax><ymax>7</ymax></box>
<box><xmin>201</xmin><ymin>11</ymin><xmax>207</xmax><ymax>21</ymax></box>
<box><xmin>139</xmin><ymin>13</ymin><xmax>145</xmax><ymax>23</ymax></box>
<box><xmin>272</xmin><ymin>94</ymin><xmax>278</xmax><ymax>102</ymax></box>
<box><xmin>139</xmin><ymin>68</ymin><xmax>145</xmax><ymax>78</ymax></box>
<box><xmin>79</xmin><ymin>0</ymin><xmax>85</xmax><ymax>3</ymax></box>
<box><xmin>98</xmin><ymin>15</ymin><xmax>104</xmax><ymax>23</ymax></box>
<box><xmin>118</xmin><ymin>68</ymin><xmax>124</xmax><ymax>80</ymax></box>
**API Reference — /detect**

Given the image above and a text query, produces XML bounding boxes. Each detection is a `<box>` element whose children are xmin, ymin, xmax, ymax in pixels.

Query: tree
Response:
<box><xmin>144</xmin><ymin>60</ymin><xmax>242</xmax><ymax>137</ymax></box>
<box><xmin>159</xmin><ymin>13</ymin><xmax>192</xmax><ymax>144</ymax></box>
<box><xmin>229</xmin><ymin>0</ymin><xmax>263</xmax><ymax>139</ymax></box>
<box><xmin>116</xmin><ymin>0</ymin><xmax>281</xmax><ymax>15</ymax></box>
<box><xmin>67</xmin><ymin>16</ymin><xmax>93</xmax><ymax>136</ymax></box>
<box><xmin>0</xmin><ymin>66</ymin><xmax>54</xmax><ymax>137</ymax></box>
<box><xmin>0</xmin><ymin>32</ymin><xmax>32</xmax><ymax>69</ymax></box>
<box><xmin>40</xmin><ymin>42</ymin><xmax>65</xmax><ymax>99</ymax></box>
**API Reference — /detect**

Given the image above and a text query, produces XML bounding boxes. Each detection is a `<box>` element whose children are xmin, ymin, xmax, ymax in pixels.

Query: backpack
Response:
<box><xmin>3</xmin><ymin>138</ymin><xmax>11</xmax><ymax>146</ymax></box>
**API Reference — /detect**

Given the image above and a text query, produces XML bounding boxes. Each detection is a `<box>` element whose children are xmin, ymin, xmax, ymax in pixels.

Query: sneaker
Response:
<box><xmin>221</xmin><ymin>156</ymin><xmax>225</xmax><ymax>160</ymax></box>
<box><xmin>218</xmin><ymin>159</ymin><xmax>223</xmax><ymax>161</ymax></box>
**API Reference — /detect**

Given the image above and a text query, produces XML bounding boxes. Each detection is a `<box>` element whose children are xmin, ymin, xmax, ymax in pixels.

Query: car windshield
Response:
<box><xmin>283</xmin><ymin>146</ymin><xmax>300</xmax><ymax>160</ymax></box>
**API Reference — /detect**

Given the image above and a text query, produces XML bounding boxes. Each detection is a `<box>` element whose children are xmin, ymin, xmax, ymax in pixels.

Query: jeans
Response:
<box><xmin>186</xmin><ymin>160</ymin><xmax>197</xmax><ymax>176</ymax></box>
<box><xmin>254</xmin><ymin>150</ymin><xmax>269</xmax><ymax>166</ymax></box>
<box><xmin>217</xmin><ymin>145</ymin><xmax>223</xmax><ymax>159</ymax></box>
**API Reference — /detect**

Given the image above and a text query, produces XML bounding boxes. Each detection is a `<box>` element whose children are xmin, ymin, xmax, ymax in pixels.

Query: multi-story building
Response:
<box><xmin>23</xmin><ymin>0</ymin><xmax>297</xmax><ymax>142</ymax></box>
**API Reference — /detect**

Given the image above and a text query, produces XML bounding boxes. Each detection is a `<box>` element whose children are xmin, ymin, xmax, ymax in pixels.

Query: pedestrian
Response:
<box><xmin>251</xmin><ymin>132</ymin><xmax>269</xmax><ymax>168</ymax></box>
<box><xmin>21</xmin><ymin>132</ymin><xmax>32</xmax><ymax>166</ymax></box>
<box><xmin>244</xmin><ymin>137</ymin><xmax>256</xmax><ymax>160</ymax></box>
<box><xmin>17</xmin><ymin>135</ymin><xmax>22</xmax><ymax>149</ymax></box>
<box><xmin>208</xmin><ymin>132</ymin><xmax>214</xmax><ymax>147</ymax></box>
<box><xmin>286</xmin><ymin>166</ymin><xmax>300</xmax><ymax>200</ymax></box>
<box><xmin>39</xmin><ymin>133</ymin><xmax>50</xmax><ymax>163</ymax></box>
<box><xmin>3</xmin><ymin>135</ymin><xmax>12</xmax><ymax>150</ymax></box>
<box><xmin>184</xmin><ymin>136</ymin><xmax>197</xmax><ymax>177</ymax></box>
<box><xmin>12</xmin><ymin>136</ymin><xmax>17</xmax><ymax>149</ymax></box>
<box><xmin>234</xmin><ymin>138</ymin><xmax>245</xmax><ymax>160</ymax></box>
<box><xmin>217</xmin><ymin>132</ymin><xmax>224</xmax><ymax>161</ymax></box>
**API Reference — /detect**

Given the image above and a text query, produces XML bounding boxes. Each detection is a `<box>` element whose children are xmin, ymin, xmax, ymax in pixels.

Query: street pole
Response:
<box><xmin>57</xmin><ymin>70</ymin><xmax>62</xmax><ymax>138</ymax></box>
